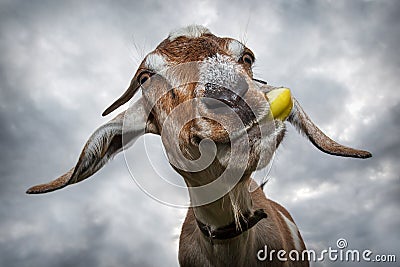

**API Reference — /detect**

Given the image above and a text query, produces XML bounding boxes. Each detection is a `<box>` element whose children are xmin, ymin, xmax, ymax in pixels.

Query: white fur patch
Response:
<box><xmin>145</xmin><ymin>53</ymin><xmax>167</xmax><ymax>72</ymax></box>
<box><xmin>228</xmin><ymin>39</ymin><xmax>244</xmax><ymax>61</ymax></box>
<box><xmin>199</xmin><ymin>53</ymin><xmax>240</xmax><ymax>89</ymax></box>
<box><xmin>168</xmin><ymin>25</ymin><xmax>211</xmax><ymax>41</ymax></box>
<box><xmin>278</xmin><ymin>211</ymin><xmax>302</xmax><ymax>251</ymax></box>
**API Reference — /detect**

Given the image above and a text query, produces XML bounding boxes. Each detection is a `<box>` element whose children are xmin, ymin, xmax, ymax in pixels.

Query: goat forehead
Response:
<box><xmin>156</xmin><ymin>37</ymin><xmax>226</xmax><ymax>63</ymax></box>
<box><xmin>151</xmin><ymin>38</ymin><xmax>247</xmax><ymax>66</ymax></box>
<box><xmin>153</xmin><ymin>30</ymin><xmax>246</xmax><ymax>64</ymax></box>
<box><xmin>141</xmin><ymin>26</ymin><xmax>250</xmax><ymax>82</ymax></box>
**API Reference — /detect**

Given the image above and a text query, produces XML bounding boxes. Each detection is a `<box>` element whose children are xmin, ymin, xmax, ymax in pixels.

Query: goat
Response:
<box><xmin>27</xmin><ymin>25</ymin><xmax>371</xmax><ymax>266</ymax></box>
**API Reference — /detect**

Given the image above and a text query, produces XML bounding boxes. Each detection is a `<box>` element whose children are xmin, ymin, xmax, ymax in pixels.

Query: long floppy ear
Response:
<box><xmin>288</xmin><ymin>97</ymin><xmax>372</xmax><ymax>158</ymax></box>
<box><xmin>102</xmin><ymin>78</ymin><xmax>140</xmax><ymax>116</ymax></box>
<box><xmin>26</xmin><ymin>97</ymin><xmax>151</xmax><ymax>194</ymax></box>
<box><xmin>254</xmin><ymin>82</ymin><xmax>371</xmax><ymax>158</ymax></box>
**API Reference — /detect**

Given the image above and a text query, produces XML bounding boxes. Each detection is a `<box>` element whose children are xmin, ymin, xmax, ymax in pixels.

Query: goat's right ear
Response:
<box><xmin>26</xmin><ymin>97</ymin><xmax>152</xmax><ymax>194</ymax></box>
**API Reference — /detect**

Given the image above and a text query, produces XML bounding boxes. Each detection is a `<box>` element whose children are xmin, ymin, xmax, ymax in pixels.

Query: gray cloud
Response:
<box><xmin>1</xmin><ymin>0</ymin><xmax>399</xmax><ymax>266</ymax></box>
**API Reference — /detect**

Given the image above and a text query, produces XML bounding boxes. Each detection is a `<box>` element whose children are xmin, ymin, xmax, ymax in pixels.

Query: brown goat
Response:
<box><xmin>27</xmin><ymin>25</ymin><xmax>371</xmax><ymax>266</ymax></box>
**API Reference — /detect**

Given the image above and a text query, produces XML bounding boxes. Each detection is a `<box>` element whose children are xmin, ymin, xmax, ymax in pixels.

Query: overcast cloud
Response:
<box><xmin>0</xmin><ymin>0</ymin><xmax>399</xmax><ymax>266</ymax></box>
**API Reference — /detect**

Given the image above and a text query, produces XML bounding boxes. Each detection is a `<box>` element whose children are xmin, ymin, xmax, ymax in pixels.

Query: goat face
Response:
<box><xmin>27</xmin><ymin>25</ymin><xmax>371</xmax><ymax>202</ymax></box>
<box><xmin>126</xmin><ymin>28</ymin><xmax>282</xmax><ymax>187</ymax></box>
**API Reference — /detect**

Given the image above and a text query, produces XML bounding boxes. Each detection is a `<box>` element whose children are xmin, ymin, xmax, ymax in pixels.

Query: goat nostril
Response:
<box><xmin>202</xmin><ymin>80</ymin><xmax>255</xmax><ymax>125</ymax></box>
<box><xmin>203</xmin><ymin>85</ymin><xmax>233</xmax><ymax>109</ymax></box>
<box><xmin>203</xmin><ymin>79</ymin><xmax>248</xmax><ymax>110</ymax></box>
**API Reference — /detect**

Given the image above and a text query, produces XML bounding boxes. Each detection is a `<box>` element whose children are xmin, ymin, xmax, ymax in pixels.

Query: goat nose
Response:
<box><xmin>203</xmin><ymin>77</ymin><xmax>248</xmax><ymax>109</ymax></box>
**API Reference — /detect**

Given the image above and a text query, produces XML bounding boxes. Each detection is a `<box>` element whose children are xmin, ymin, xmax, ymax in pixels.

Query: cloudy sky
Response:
<box><xmin>1</xmin><ymin>0</ymin><xmax>399</xmax><ymax>266</ymax></box>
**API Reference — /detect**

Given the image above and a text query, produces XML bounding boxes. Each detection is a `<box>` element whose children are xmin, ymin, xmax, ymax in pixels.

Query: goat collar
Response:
<box><xmin>196</xmin><ymin>209</ymin><xmax>268</xmax><ymax>241</ymax></box>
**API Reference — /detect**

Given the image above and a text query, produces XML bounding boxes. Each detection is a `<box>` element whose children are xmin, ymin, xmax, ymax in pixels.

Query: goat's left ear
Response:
<box><xmin>288</xmin><ymin>97</ymin><xmax>372</xmax><ymax>158</ymax></box>
<box><xmin>26</xmin><ymin>97</ymin><xmax>151</xmax><ymax>194</ymax></box>
<box><xmin>255</xmin><ymin>82</ymin><xmax>371</xmax><ymax>158</ymax></box>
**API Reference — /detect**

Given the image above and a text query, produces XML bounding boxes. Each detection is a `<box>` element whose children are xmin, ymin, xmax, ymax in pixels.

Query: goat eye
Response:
<box><xmin>138</xmin><ymin>72</ymin><xmax>152</xmax><ymax>85</ymax></box>
<box><xmin>241</xmin><ymin>53</ymin><xmax>254</xmax><ymax>66</ymax></box>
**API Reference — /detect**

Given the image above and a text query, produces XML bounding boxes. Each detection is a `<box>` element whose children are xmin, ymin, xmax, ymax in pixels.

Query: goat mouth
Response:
<box><xmin>201</xmin><ymin>97</ymin><xmax>257</xmax><ymax>127</ymax></box>
<box><xmin>194</xmin><ymin>113</ymin><xmax>269</xmax><ymax>146</ymax></box>
<box><xmin>194</xmin><ymin>90</ymin><xmax>273</xmax><ymax>144</ymax></box>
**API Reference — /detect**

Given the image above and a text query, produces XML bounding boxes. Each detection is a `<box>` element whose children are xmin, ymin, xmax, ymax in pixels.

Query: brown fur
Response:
<box><xmin>179</xmin><ymin>179</ymin><xmax>308</xmax><ymax>267</ymax></box>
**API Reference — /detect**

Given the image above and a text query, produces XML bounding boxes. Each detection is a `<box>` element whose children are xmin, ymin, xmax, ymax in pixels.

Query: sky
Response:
<box><xmin>0</xmin><ymin>0</ymin><xmax>399</xmax><ymax>266</ymax></box>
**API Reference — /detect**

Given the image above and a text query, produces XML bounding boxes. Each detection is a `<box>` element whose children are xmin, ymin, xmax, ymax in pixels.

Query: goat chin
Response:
<box><xmin>213</xmin><ymin>120</ymin><xmax>285</xmax><ymax>174</ymax></box>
